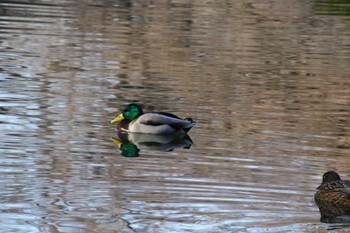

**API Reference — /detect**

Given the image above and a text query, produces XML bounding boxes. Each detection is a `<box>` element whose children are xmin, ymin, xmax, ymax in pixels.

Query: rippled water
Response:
<box><xmin>1</xmin><ymin>0</ymin><xmax>350</xmax><ymax>232</ymax></box>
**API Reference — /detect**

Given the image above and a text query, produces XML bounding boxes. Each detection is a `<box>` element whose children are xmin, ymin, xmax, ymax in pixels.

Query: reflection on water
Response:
<box><xmin>314</xmin><ymin>0</ymin><xmax>350</xmax><ymax>17</ymax></box>
<box><xmin>111</xmin><ymin>132</ymin><xmax>193</xmax><ymax>157</ymax></box>
<box><xmin>1</xmin><ymin>0</ymin><xmax>350</xmax><ymax>232</ymax></box>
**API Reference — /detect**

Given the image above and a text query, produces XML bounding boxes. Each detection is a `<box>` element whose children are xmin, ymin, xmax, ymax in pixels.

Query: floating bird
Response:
<box><xmin>315</xmin><ymin>171</ymin><xmax>350</xmax><ymax>219</ymax></box>
<box><xmin>111</xmin><ymin>104</ymin><xmax>196</xmax><ymax>134</ymax></box>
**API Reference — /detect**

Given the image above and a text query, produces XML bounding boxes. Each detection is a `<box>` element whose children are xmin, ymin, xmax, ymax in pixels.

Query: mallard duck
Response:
<box><xmin>110</xmin><ymin>104</ymin><xmax>196</xmax><ymax>134</ymax></box>
<box><xmin>315</xmin><ymin>171</ymin><xmax>350</xmax><ymax>217</ymax></box>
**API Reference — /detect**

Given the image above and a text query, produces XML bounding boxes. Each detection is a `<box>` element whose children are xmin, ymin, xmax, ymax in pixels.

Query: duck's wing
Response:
<box><xmin>137</xmin><ymin>113</ymin><xmax>195</xmax><ymax>129</ymax></box>
<box><xmin>156</xmin><ymin>112</ymin><xmax>182</xmax><ymax>119</ymax></box>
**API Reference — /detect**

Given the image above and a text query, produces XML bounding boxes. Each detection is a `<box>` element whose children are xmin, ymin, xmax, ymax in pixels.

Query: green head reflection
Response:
<box><xmin>120</xmin><ymin>143</ymin><xmax>140</xmax><ymax>157</ymax></box>
<box><xmin>110</xmin><ymin>137</ymin><xmax>140</xmax><ymax>157</ymax></box>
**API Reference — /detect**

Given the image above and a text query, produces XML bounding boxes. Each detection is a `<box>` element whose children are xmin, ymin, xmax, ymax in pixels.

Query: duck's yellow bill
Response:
<box><xmin>110</xmin><ymin>137</ymin><xmax>123</xmax><ymax>148</ymax></box>
<box><xmin>110</xmin><ymin>113</ymin><xmax>125</xmax><ymax>123</ymax></box>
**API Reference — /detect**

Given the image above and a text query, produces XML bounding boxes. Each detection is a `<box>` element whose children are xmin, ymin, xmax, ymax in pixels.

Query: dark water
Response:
<box><xmin>1</xmin><ymin>0</ymin><xmax>350</xmax><ymax>232</ymax></box>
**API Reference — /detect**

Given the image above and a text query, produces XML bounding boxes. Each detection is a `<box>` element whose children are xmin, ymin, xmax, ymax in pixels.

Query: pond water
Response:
<box><xmin>1</xmin><ymin>0</ymin><xmax>350</xmax><ymax>232</ymax></box>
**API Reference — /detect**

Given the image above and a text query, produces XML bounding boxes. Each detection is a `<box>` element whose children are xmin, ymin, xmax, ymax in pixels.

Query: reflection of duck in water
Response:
<box><xmin>315</xmin><ymin>171</ymin><xmax>350</xmax><ymax>222</ymax></box>
<box><xmin>111</xmin><ymin>137</ymin><xmax>140</xmax><ymax>157</ymax></box>
<box><xmin>110</xmin><ymin>104</ymin><xmax>196</xmax><ymax>134</ymax></box>
<box><xmin>111</xmin><ymin>132</ymin><xmax>193</xmax><ymax>157</ymax></box>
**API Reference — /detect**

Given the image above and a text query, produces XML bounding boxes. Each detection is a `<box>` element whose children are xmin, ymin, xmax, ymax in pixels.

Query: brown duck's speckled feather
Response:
<box><xmin>317</xmin><ymin>180</ymin><xmax>350</xmax><ymax>190</ymax></box>
<box><xmin>315</xmin><ymin>171</ymin><xmax>350</xmax><ymax>217</ymax></box>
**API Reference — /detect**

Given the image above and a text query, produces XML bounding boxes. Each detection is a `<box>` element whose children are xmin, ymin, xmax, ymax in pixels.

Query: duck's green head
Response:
<box><xmin>111</xmin><ymin>104</ymin><xmax>143</xmax><ymax>123</ymax></box>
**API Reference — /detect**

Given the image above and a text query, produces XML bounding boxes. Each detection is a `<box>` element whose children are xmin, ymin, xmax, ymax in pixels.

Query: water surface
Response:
<box><xmin>1</xmin><ymin>0</ymin><xmax>350</xmax><ymax>232</ymax></box>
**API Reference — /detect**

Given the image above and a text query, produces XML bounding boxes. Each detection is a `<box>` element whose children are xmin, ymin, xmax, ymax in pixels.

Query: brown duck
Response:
<box><xmin>315</xmin><ymin>171</ymin><xmax>350</xmax><ymax>217</ymax></box>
